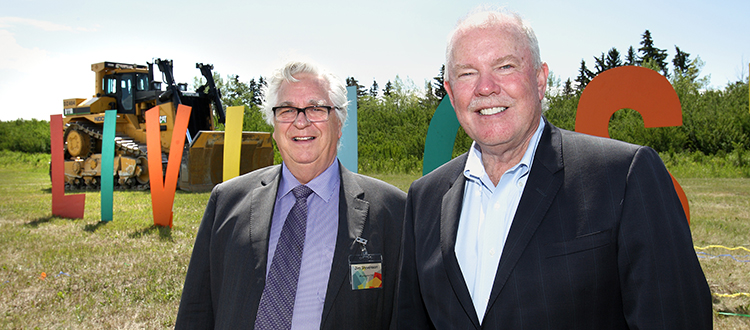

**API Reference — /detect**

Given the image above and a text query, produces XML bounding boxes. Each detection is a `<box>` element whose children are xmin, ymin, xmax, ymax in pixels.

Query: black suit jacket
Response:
<box><xmin>396</xmin><ymin>119</ymin><xmax>711</xmax><ymax>329</ymax></box>
<box><xmin>176</xmin><ymin>162</ymin><xmax>406</xmax><ymax>329</ymax></box>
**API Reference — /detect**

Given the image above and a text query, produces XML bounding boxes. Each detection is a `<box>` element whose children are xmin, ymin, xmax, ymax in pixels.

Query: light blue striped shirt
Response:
<box><xmin>267</xmin><ymin>160</ymin><xmax>340</xmax><ymax>330</ymax></box>
<box><xmin>455</xmin><ymin>118</ymin><xmax>545</xmax><ymax>323</ymax></box>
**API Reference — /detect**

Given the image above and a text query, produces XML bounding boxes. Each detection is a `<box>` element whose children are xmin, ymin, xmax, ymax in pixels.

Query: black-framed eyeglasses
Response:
<box><xmin>272</xmin><ymin>105</ymin><xmax>336</xmax><ymax>123</ymax></box>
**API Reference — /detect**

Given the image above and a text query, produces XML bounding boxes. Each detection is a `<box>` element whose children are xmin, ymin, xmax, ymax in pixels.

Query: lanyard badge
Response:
<box><xmin>348</xmin><ymin>237</ymin><xmax>383</xmax><ymax>290</ymax></box>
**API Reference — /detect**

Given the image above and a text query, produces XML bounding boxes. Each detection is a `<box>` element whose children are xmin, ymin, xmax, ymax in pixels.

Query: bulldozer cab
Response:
<box><xmin>101</xmin><ymin>71</ymin><xmax>151</xmax><ymax>114</ymax></box>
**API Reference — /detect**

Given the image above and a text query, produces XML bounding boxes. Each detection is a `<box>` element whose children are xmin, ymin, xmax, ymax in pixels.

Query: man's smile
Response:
<box><xmin>478</xmin><ymin>106</ymin><xmax>508</xmax><ymax>116</ymax></box>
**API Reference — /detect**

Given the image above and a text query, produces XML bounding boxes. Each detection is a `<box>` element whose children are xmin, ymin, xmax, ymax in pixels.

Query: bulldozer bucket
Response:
<box><xmin>179</xmin><ymin>130</ymin><xmax>274</xmax><ymax>192</ymax></box>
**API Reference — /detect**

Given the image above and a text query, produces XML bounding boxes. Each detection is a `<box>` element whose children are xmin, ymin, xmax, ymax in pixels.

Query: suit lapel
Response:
<box><xmin>433</xmin><ymin>154</ymin><xmax>482</xmax><ymax>327</ymax></box>
<box><xmin>486</xmin><ymin>120</ymin><xmax>564</xmax><ymax>311</ymax></box>
<box><xmin>248</xmin><ymin>166</ymin><xmax>282</xmax><ymax>285</ymax></box>
<box><xmin>320</xmin><ymin>164</ymin><xmax>369</xmax><ymax>326</ymax></box>
<box><xmin>439</xmin><ymin>164</ymin><xmax>484</xmax><ymax>327</ymax></box>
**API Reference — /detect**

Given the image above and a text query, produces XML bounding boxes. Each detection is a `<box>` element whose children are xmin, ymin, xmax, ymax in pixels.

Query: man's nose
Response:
<box><xmin>476</xmin><ymin>74</ymin><xmax>501</xmax><ymax>96</ymax></box>
<box><xmin>293</xmin><ymin>110</ymin><xmax>311</xmax><ymax>128</ymax></box>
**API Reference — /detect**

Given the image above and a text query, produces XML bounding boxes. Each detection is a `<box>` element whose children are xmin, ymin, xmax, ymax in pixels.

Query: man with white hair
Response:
<box><xmin>176</xmin><ymin>60</ymin><xmax>405</xmax><ymax>329</ymax></box>
<box><xmin>396</xmin><ymin>7</ymin><xmax>711</xmax><ymax>329</ymax></box>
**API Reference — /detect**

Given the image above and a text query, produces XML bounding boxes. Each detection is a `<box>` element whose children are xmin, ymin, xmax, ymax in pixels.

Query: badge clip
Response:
<box><xmin>354</xmin><ymin>236</ymin><xmax>369</xmax><ymax>257</ymax></box>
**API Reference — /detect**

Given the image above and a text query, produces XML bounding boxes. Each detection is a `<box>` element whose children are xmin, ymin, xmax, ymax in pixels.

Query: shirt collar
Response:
<box><xmin>463</xmin><ymin>117</ymin><xmax>546</xmax><ymax>186</ymax></box>
<box><xmin>279</xmin><ymin>159</ymin><xmax>340</xmax><ymax>202</ymax></box>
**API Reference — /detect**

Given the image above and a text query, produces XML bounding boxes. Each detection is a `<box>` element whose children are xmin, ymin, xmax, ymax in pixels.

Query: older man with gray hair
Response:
<box><xmin>396</xmin><ymin>6</ymin><xmax>711</xmax><ymax>329</ymax></box>
<box><xmin>176</xmin><ymin>60</ymin><xmax>405</xmax><ymax>330</ymax></box>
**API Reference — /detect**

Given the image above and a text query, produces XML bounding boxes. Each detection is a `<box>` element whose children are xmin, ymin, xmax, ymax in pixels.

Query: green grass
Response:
<box><xmin>0</xmin><ymin>152</ymin><xmax>748</xmax><ymax>328</ymax></box>
<box><xmin>0</xmin><ymin>152</ymin><xmax>208</xmax><ymax>328</ymax></box>
<box><xmin>680</xmin><ymin>178</ymin><xmax>750</xmax><ymax>328</ymax></box>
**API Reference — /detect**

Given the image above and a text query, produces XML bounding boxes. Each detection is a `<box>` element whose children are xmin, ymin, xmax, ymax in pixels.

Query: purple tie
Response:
<box><xmin>254</xmin><ymin>185</ymin><xmax>313</xmax><ymax>330</ymax></box>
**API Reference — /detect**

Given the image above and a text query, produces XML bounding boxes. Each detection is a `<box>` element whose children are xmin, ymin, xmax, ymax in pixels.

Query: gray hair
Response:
<box><xmin>444</xmin><ymin>6</ymin><xmax>542</xmax><ymax>82</ymax></box>
<box><xmin>261</xmin><ymin>60</ymin><xmax>349</xmax><ymax>127</ymax></box>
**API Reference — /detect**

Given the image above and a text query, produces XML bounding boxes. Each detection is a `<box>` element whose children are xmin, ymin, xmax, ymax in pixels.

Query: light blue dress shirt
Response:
<box><xmin>455</xmin><ymin>118</ymin><xmax>545</xmax><ymax>324</ymax></box>
<box><xmin>267</xmin><ymin>160</ymin><xmax>340</xmax><ymax>330</ymax></box>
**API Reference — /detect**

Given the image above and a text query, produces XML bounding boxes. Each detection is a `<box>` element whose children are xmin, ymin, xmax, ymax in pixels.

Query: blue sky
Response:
<box><xmin>2</xmin><ymin>0</ymin><xmax>748</xmax><ymax>121</ymax></box>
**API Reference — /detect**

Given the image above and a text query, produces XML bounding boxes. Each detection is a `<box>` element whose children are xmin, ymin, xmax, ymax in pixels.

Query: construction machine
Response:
<box><xmin>60</xmin><ymin>59</ymin><xmax>273</xmax><ymax>192</ymax></box>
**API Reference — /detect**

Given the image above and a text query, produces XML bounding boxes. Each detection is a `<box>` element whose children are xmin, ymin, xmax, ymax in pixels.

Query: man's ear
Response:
<box><xmin>537</xmin><ymin>62</ymin><xmax>549</xmax><ymax>101</ymax></box>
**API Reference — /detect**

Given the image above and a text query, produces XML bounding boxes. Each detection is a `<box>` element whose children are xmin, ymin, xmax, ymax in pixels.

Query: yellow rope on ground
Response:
<box><xmin>694</xmin><ymin>245</ymin><xmax>750</xmax><ymax>253</ymax></box>
<box><xmin>713</xmin><ymin>292</ymin><xmax>750</xmax><ymax>298</ymax></box>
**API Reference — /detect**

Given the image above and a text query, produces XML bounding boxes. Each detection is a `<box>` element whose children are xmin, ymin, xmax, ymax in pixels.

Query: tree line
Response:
<box><xmin>0</xmin><ymin>119</ymin><xmax>50</xmax><ymax>154</ymax></box>
<box><xmin>565</xmin><ymin>30</ymin><xmax>709</xmax><ymax>96</ymax></box>
<box><xmin>4</xmin><ymin>29</ymin><xmax>749</xmax><ymax>175</ymax></box>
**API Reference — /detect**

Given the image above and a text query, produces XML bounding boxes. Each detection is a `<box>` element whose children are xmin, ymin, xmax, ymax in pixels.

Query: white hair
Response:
<box><xmin>261</xmin><ymin>60</ymin><xmax>349</xmax><ymax>126</ymax></box>
<box><xmin>444</xmin><ymin>6</ymin><xmax>542</xmax><ymax>82</ymax></box>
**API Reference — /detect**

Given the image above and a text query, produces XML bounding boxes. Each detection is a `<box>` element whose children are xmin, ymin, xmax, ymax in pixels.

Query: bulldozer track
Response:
<box><xmin>67</xmin><ymin>121</ymin><xmax>148</xmax><ymax>158</ymax></box>
<box><xmin>64</xmin><ymin>121</ymin><xmax>152</xmax><ymax>191</ymax></box>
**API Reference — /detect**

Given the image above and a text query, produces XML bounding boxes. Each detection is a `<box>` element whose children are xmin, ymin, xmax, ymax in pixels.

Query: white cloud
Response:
<box><xmin>0</xmin><ymin>16</ymin><xmax>101</xmax><ymax>120</ymax></box>
<box><xmin>0</xmin><ymin>30</ymin><xmax>49</xmax><ymax>72</ymax></box>
<box><xmin>0</xmin><ymin>16</ymin><xmax>85</xmax><ymax>32</ymax></box>
<box><xmin>0</xmin><ymin>16</ymin><xmax>96</xmax><ymax>73</ymax></box>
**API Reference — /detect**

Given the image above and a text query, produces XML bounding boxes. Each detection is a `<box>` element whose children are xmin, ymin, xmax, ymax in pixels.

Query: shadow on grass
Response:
<box><xmin>175</xmin><ymin>190</ymin><xmax>210</xmax><ymax>195</ymax></box>
<box><xmin>130</xmin><ymin>225</ymin><xmax>173</xmax><ymax>241</ymax></box>
<box><xmin>84</xmin><ymin>221</ymin><xmax>110</xmax><ymax>232</ymax></box>
<box><xmin>24</xmin><ymin>216</ymin><xmax>55</xmax><ymax>227</ymax></box>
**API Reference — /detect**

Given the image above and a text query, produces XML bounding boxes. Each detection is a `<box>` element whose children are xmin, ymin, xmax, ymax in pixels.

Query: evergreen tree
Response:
<box><xmin>593</xmin><ymin>52</ymin><xmax>607</xmax><ymax>75</ymax></box>
<box><xmin>672</xmin><ymin>46</ymin><xmax>691</xmax><ymax>74</ymax></box>
<box><xmin>593</xmin><ymin>48</ymin><xmax>622</xmax><ymax>75</ymax></box>
<box><xmin>638</xmin><ymin>30</ymin><xmax>669</xmax><ymax>76</ymax></box>
<box><xmin>575</xmin><ymin>59</ymin><xmax>594</xmax><ymax>91</ymax></box>
<box><xmin>382</xmin><ymin>80</ymin><xmax>393</xmax><ymax>97</ymax></box>
<box><xmin>346</xmin><ymin>77</ymin><xmax>367</xmax><ymax>97</ymax></box>
<box><xmin>432</xmin><ymin>65</ymin><xmax>447</xmax><ymax>99</ymax></box>
<box><xmin>562</xmin><ymin>78</ymin><xmax>574</xmax><ymax>97</ymax></box>
<box><xmin>425</xmin><ymin>81</ymin><xmax>434</xmax><ymax>101</ymax></box>
<box><xmin>257</xmin><ymin>76</ymin><xmax>267</xmax><ymax>104</ymax></box>
<box><xmin>248</xmin><ymin>76</ymin><xmax>267</xmax><ymax>107</ymax></box>
<box><xmin>369</xmin><ymin>79</ymin><xmax>379</xmax><ymax>98</ymax></box>
<box><xmin>605</xmin><ymin>47</ymin><xmax>623</xmax><ymax>69</ymax></box>
<box><xmin>625</xmin><ymin>46</ymin><xmax>638</xmax><ymax>66</ymax></box>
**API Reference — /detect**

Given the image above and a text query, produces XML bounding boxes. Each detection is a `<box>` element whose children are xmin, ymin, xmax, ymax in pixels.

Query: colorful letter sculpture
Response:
<box><xmin>422</xmin><ymin>97</ymin><xmax>461</xmax><ymax>175</ymax></box>
<box><xmin>100</xmin><ymin>110</ymin><xmax>117</xmax><ymax>221</ymax></box>
<box><xmin>49</xmin><ymin>114</ymin><xmax>86</xmax><ymax>219</ymax></box>
<box><xmin>576</xmin><ymin>66</ymin><xmax>690</xmax><ymax>223</ymax></box>
<box><xmin>222</xmin><ymin>106</ymin><xmax>244</xmax><ymax>182</ymax></box>
<box><xmin>339</xmin><ymin>86</ymin><xmax>359</xmax><ymax>173</ymax></box>
<box><xmin>145</xmin><ymin>104</ymin><xmax>192</xmax><ymax>228</ymax></box>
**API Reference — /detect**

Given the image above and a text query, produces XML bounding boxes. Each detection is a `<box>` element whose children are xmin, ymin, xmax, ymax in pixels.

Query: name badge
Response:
<box><xmin>349</xmin><ymin>236</ymin><xmax>383</xmax><ymax>290</ymax></box>
<box><xmin>349</xmin><ymin>254</ymin><xmax>383</xmax><ymax>290</ymax></box>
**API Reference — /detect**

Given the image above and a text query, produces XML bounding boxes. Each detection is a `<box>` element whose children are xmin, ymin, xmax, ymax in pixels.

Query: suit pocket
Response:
<box><xmin>544</xmin><ymin>229</ymin><xmax>612</xmax><ymax>258</ymax></box>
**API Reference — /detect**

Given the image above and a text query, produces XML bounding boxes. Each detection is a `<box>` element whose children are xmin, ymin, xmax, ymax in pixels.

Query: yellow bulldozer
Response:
<box><xmin>60</xmin><ymin>59</ymin><xmax>273</xmax><ymax>192</ymax></box>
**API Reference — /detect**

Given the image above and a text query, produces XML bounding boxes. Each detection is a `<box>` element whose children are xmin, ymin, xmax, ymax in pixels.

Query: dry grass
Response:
<box><xmin>0</xmin><ymin>159</ymin><xmax>748</xmax><ymax>328</ymax></box>
<box><xmin>0</xmin><ymin>160</ymin><xmax>205</xmax><ymax>329</ymax></box>
<box><xmin>681</xmin><ymin>178</ymin><xmax>750</xmax><ymax>329</ymax></box>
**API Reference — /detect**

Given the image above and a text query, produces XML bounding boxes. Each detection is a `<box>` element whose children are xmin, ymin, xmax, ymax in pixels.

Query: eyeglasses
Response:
<box><xmin>272</xmin><ymin>105</ymin><xmax>336</xmax><ymax>123</ymax></box>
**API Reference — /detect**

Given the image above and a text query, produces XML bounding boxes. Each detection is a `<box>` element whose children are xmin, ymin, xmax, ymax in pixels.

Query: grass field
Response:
<box><xmin>0</xmin><ymin>152</ymin><xmax>748</xmax><ymax>329</ymax></box>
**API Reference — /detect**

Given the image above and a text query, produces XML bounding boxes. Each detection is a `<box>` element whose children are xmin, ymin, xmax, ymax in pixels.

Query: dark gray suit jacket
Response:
<box><xmin>176</xmin><ymin>162</ymin><xmax>405</xmax><ymax>329</ymax></box>
<box><xmin>396</xmin><ymin>119</ymin><xmax>711</xmax><ymax>329</ymax></box>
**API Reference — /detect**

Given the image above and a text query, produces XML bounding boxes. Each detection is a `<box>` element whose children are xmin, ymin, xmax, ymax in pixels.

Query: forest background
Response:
<box><xmin>2</xmin><ymin>30</ymin><xmax>749</xmax><ymax>178</ymax></box>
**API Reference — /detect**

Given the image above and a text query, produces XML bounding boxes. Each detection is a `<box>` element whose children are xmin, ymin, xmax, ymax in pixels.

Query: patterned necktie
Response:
<box><xmin>254</xmin><ymin>184</ymin><xmax>313</xmax><ymax>330</ymax></box>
